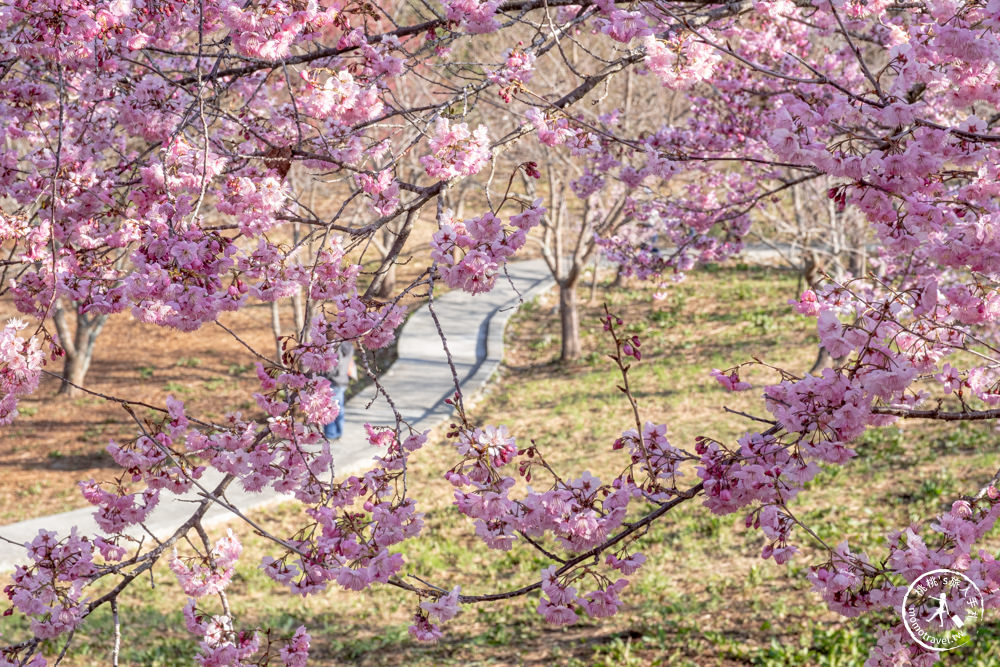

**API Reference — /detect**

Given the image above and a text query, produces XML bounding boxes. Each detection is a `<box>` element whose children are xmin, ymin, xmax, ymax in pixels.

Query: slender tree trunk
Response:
<box><xmin>611</xmin><ymin>264</ymin><xmax>627</xmax><ymax>288</ymax></box>
<box><xmin>365</xmin><ymin>212</ymin><xmax>413</xmax><ymax>300</ymax></box>
<box><xmin>291</xmin><ymin>220</ymin><xmax>306</xmax><ymax>340</ymax></box>
<box><xmin>55</xmin><ymin>306</ymin><xmax>108</xmax><ymax>396</ymax></box>
<box><xmin>375</xmin><ymin>260</ymin><xmax>396</xmax><ymax>299</ymax></box>
<box><xmin>559</xmin><ymin>280</ymin><xmax>581</xmax><ymax>362</ymax></box>
<box><xmin>377</xmin><ymin>224</ymin><xmax>398</xmax><ymax>299</ymax></box>
<box><xmin>270</xmin><ymin>300</ymin><xmax>283</xmax><ymax>362</ymax></box>
<box><xmin>291</xmin><ymin>286</ymin><xmax>305</xmax><ymax>339</ymax></box>
<box><xmin>61</xmin><ymin>346</ymin><xmax>92</xmax><ymax>395</ymax></box>
<box><xmin>588</xmin><ymin>255</ymin><xmax>600</xmax><ymax>304</ymax></box>
<box><xmin>808</xmin><ymin>347</ymin><xmax>830</xmax><ymax>375</ymax></box>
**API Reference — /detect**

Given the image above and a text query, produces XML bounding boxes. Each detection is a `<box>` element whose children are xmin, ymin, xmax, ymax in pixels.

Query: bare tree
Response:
<box><xmin>751</xmin><ymin>175</ymin><xmax>870</xmax><ymax>372</ymax></box>
<box><xmin>507</xmin><ymin>66</ymin><xmax>675</xmax><ymax>362</ymax></box>
<box><xmin>752</xmin><ymin>175</ymin><xmax>870</xmax><ymax>293</ymax></box>
<box><xmin>523</xmin><ymin>162</ymin><xmax>628</xmax><ymax>362</ymax></box>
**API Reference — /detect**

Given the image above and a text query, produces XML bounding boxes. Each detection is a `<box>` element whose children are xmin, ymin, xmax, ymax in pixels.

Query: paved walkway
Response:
<box><xmin>0</xmin><ymin>259</ymin><xmax>553</xmax><ymax>571</ymax></box>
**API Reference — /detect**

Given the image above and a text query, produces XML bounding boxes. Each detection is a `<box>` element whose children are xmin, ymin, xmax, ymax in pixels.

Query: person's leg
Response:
<box><xmin>334</xmin><ymin>385</ymin><xmax>346</xmax><ymax>436</ymax></box>
<box><xmin>325</xmin><ymin>385</ymin><xmax>346</xmax><ymax>439</ymax></box>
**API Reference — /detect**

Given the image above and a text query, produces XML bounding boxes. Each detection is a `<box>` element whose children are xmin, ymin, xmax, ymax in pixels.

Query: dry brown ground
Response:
<box><xmin>0</xmin><ymin>302</ymin><xmax>278</xmax><ymax>522</ymax></box>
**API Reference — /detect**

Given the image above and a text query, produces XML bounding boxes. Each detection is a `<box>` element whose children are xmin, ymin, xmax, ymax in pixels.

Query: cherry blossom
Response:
<box><xmin>3</xmin><ymin>0</ymin><xmax>1000</xmax><ymax>663</ymax></box>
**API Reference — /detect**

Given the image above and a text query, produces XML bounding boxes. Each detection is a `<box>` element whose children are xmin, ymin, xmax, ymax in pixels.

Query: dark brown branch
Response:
<box><xmin>872</xmin><ymin>405</ymin><xmax>1000</xmax><ymax>421</ymax></box>
<box><xmin>389</xmin><ymin>482</ymin><xmax>703</xmax><ymax>603</ymax></box>
<box><xmin>363</xmin><ymin>210</ymin><xmax>416</xmax><ymax>300</ymax></box>
<box><xmin>173</xmin><ymin>0</ymin><xmax>732</xmax><ymax>86</ymax></box>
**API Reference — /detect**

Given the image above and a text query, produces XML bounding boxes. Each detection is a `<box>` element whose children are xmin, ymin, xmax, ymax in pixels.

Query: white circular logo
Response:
<box><xmin>901</xmin><ymin>569</ymin><xmax>984</xmax><ymax>651</ymax></box>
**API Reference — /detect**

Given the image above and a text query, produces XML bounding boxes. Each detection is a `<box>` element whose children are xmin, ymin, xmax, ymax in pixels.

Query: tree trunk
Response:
<box><xmin>588</xmin><ymin>255</ymin><xmax>600</xmax><ymax>304</ymax></box>
<box><xmin>270</xmin><ymin>300</ymin><xmax>283</xmax><ymax>362</ymax></box>
<box><xmin>291</xmin><ymin>286</ymin><xmax>305</xmax><ymax>339</ymax></box>
<box><xmin>808</xmin><ymin>346</ymin><xmax>830</xmax><ymax>375</ymax></box>
<box><xmin>375</xmin><ymin>260</ymin><xmax>396</xmax><ymax>299</ymax></box>
<box><xmin>290</xmin><ymin>220</ymin><xmax>307</xmax><ymax>341</ymax></box>
<box><xmin>55</xmin><ymin>307</ymin><xmax>108</xmax><ymax>396</ymax></box>
<box><xmin>60</xmin><ymin>346</ymin><xmax>92</xmax><ymax>395</ymax></box>
<box><xmin>611</xmin><ymin>264</ymin><xmax>627</xmax><ymax>288</ymax></box>
<box><xmin>364</xmin><ymin>213</ymin><xmax>413</xmax><ymax>300</ymax></box>
<box><xmin>559</xmin><ymin>281</ymin><xmax>581</xmax><ymax>362</ymax></box>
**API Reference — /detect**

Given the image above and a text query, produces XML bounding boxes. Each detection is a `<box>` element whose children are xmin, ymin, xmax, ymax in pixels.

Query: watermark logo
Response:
<box><xmin>902</xmin><ymin>569</ymin><xmax>984</xmax><ymax>652</ymax></box>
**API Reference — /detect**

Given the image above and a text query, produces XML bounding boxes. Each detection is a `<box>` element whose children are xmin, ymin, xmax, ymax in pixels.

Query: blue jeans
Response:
<box><xmin>324</xmin><ymin>385</ymin><xmax>346</xmax><ymax>439</ymax></box>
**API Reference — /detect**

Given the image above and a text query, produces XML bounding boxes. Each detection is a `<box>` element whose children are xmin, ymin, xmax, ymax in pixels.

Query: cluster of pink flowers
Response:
<box><xmin>595</xmin><ymin>237</ymin><xmax>673</xmax><ymax>281</ymax></box>
<box><xmin>440</xmin><ymin>0</ymin><xmax>503</xmax><ymax>34</ymax></box>
<box><xmin>215</xmin><ymin>173</ymin><xmax>287</xmax><ymax>235</ymax></box>
<box><xmin>420</xmin><ymin>119</ymin><xmax>492</xmax><ymax>181</ymax></box>
<box><xmin>260</xmin><ymin>427</ymin><xmax>428</xmax><ymax>595</ymax></box>
<box><xmin>538</xmin><ymin>567</ymin><xmax>629</xmax><ymax>625</ymax></box>
<box><xmin>613</xmin><ymin>421</ymin><xmax>685</xmax><ymax>496</ymax></box>
<box><xmin>355</xmin><ymin>169</ymin><xmax>400</xmax><ymax>217</ymax></box>
<box><xmin>182</xmin><ymin>600</ymin><xmax>311</xmax><ymax>666</ymax></box>
<box><xmin>446</xmin><ymin>478</ymin><xmax>637</xmax><ymax>631</ymax></box>
<box><xmin>219</xmin><ymin>0</ymin><xmax>336</xmax><ymax>60</ymax></box>
<box><xmin>440</xmin><ymin>412</ymin><xmax>649</xmax><ymax>621</ymax></box>
<box><xmin>409</xmin><ymin>586</ymin><xmax>461</xmax><ymax>641</ymax></box>
<box><xmin>643</xmin><ymin>35</ymin><xmax>721</xmax><ymax>89</ymax></box>
<box><xmin>596</xmin><ymin>10</ymin><xmax>651</xmax><ymax>43</ymax></box>
<box><xmin>488</xmin><ymin>46</ymin><xmax>536</xmax><ymax>102</ymax></box>
<box><xmin>430</xmin><ymin>201</ymin><xmax>544</xmax><ymax>294</ymax></box>
<box><xmin>325</xmin><ymin>294</ymin><xmax>406</xmax><ymax>350</ymax></box>
<box><xmin>698</xmin><ymin>430</ymin><xmax>817</xmax><ymax>516</ymax></box>
<box><xmin>4</xmin><ymin>530</ymin><xmax>95</xmax><ymax>640</ymax></box>
<box><xmin>710</xmin><ymin>368</ymin><xmax>751</xmax><ymax>392</ymax></box>
<box><xmin>124</xmin><ymin>223</ymin><xmax>243</xmax><ymax>331</ymax></box>
<box><xmin>0</xmin><ymin>320</ymin><xmax>44</xmax><ymax>425</ymax></box>
<box><xmin>298</xmin><ymin>69</ymin><xmax>383</xmax><ymax>126</ymax></box>
<box><xmin>79</xmin><ymin>480</ymin><xmax>161</xmax><ymax>535</ymax></box>
<box><xmin>523</xmin><ymin>108</ymin><xmax>586</xmax><ymax>149</ymax></box>
<box><xmin>801</xmin><ymin>485</ymin><xmax>1000</xmax><ymax>664</ymax></box>
<box><xmin>170</xmin><ymin>531</ymin><xmax>243</xmax><ymax>598</ymax></box>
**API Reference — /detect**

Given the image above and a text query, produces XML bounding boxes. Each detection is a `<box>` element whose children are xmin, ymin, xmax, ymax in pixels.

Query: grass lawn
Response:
<box><xmin>8</xmin><ymin>264</ymin><xmax>1000</xmax><ymax>666</ymax></box>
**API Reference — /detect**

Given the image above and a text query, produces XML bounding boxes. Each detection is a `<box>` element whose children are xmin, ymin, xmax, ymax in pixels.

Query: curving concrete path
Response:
<box><xmin>0</xmin><ymin>259</ymin><xmax>554</xmax><ymax>571</ymax></box>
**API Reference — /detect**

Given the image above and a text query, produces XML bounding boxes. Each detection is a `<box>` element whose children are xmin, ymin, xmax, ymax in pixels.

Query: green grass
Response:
<box><xmin>202</xmin><ymin>377</ymin><xmax>229</xmax><ymax>391</ymax></box>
